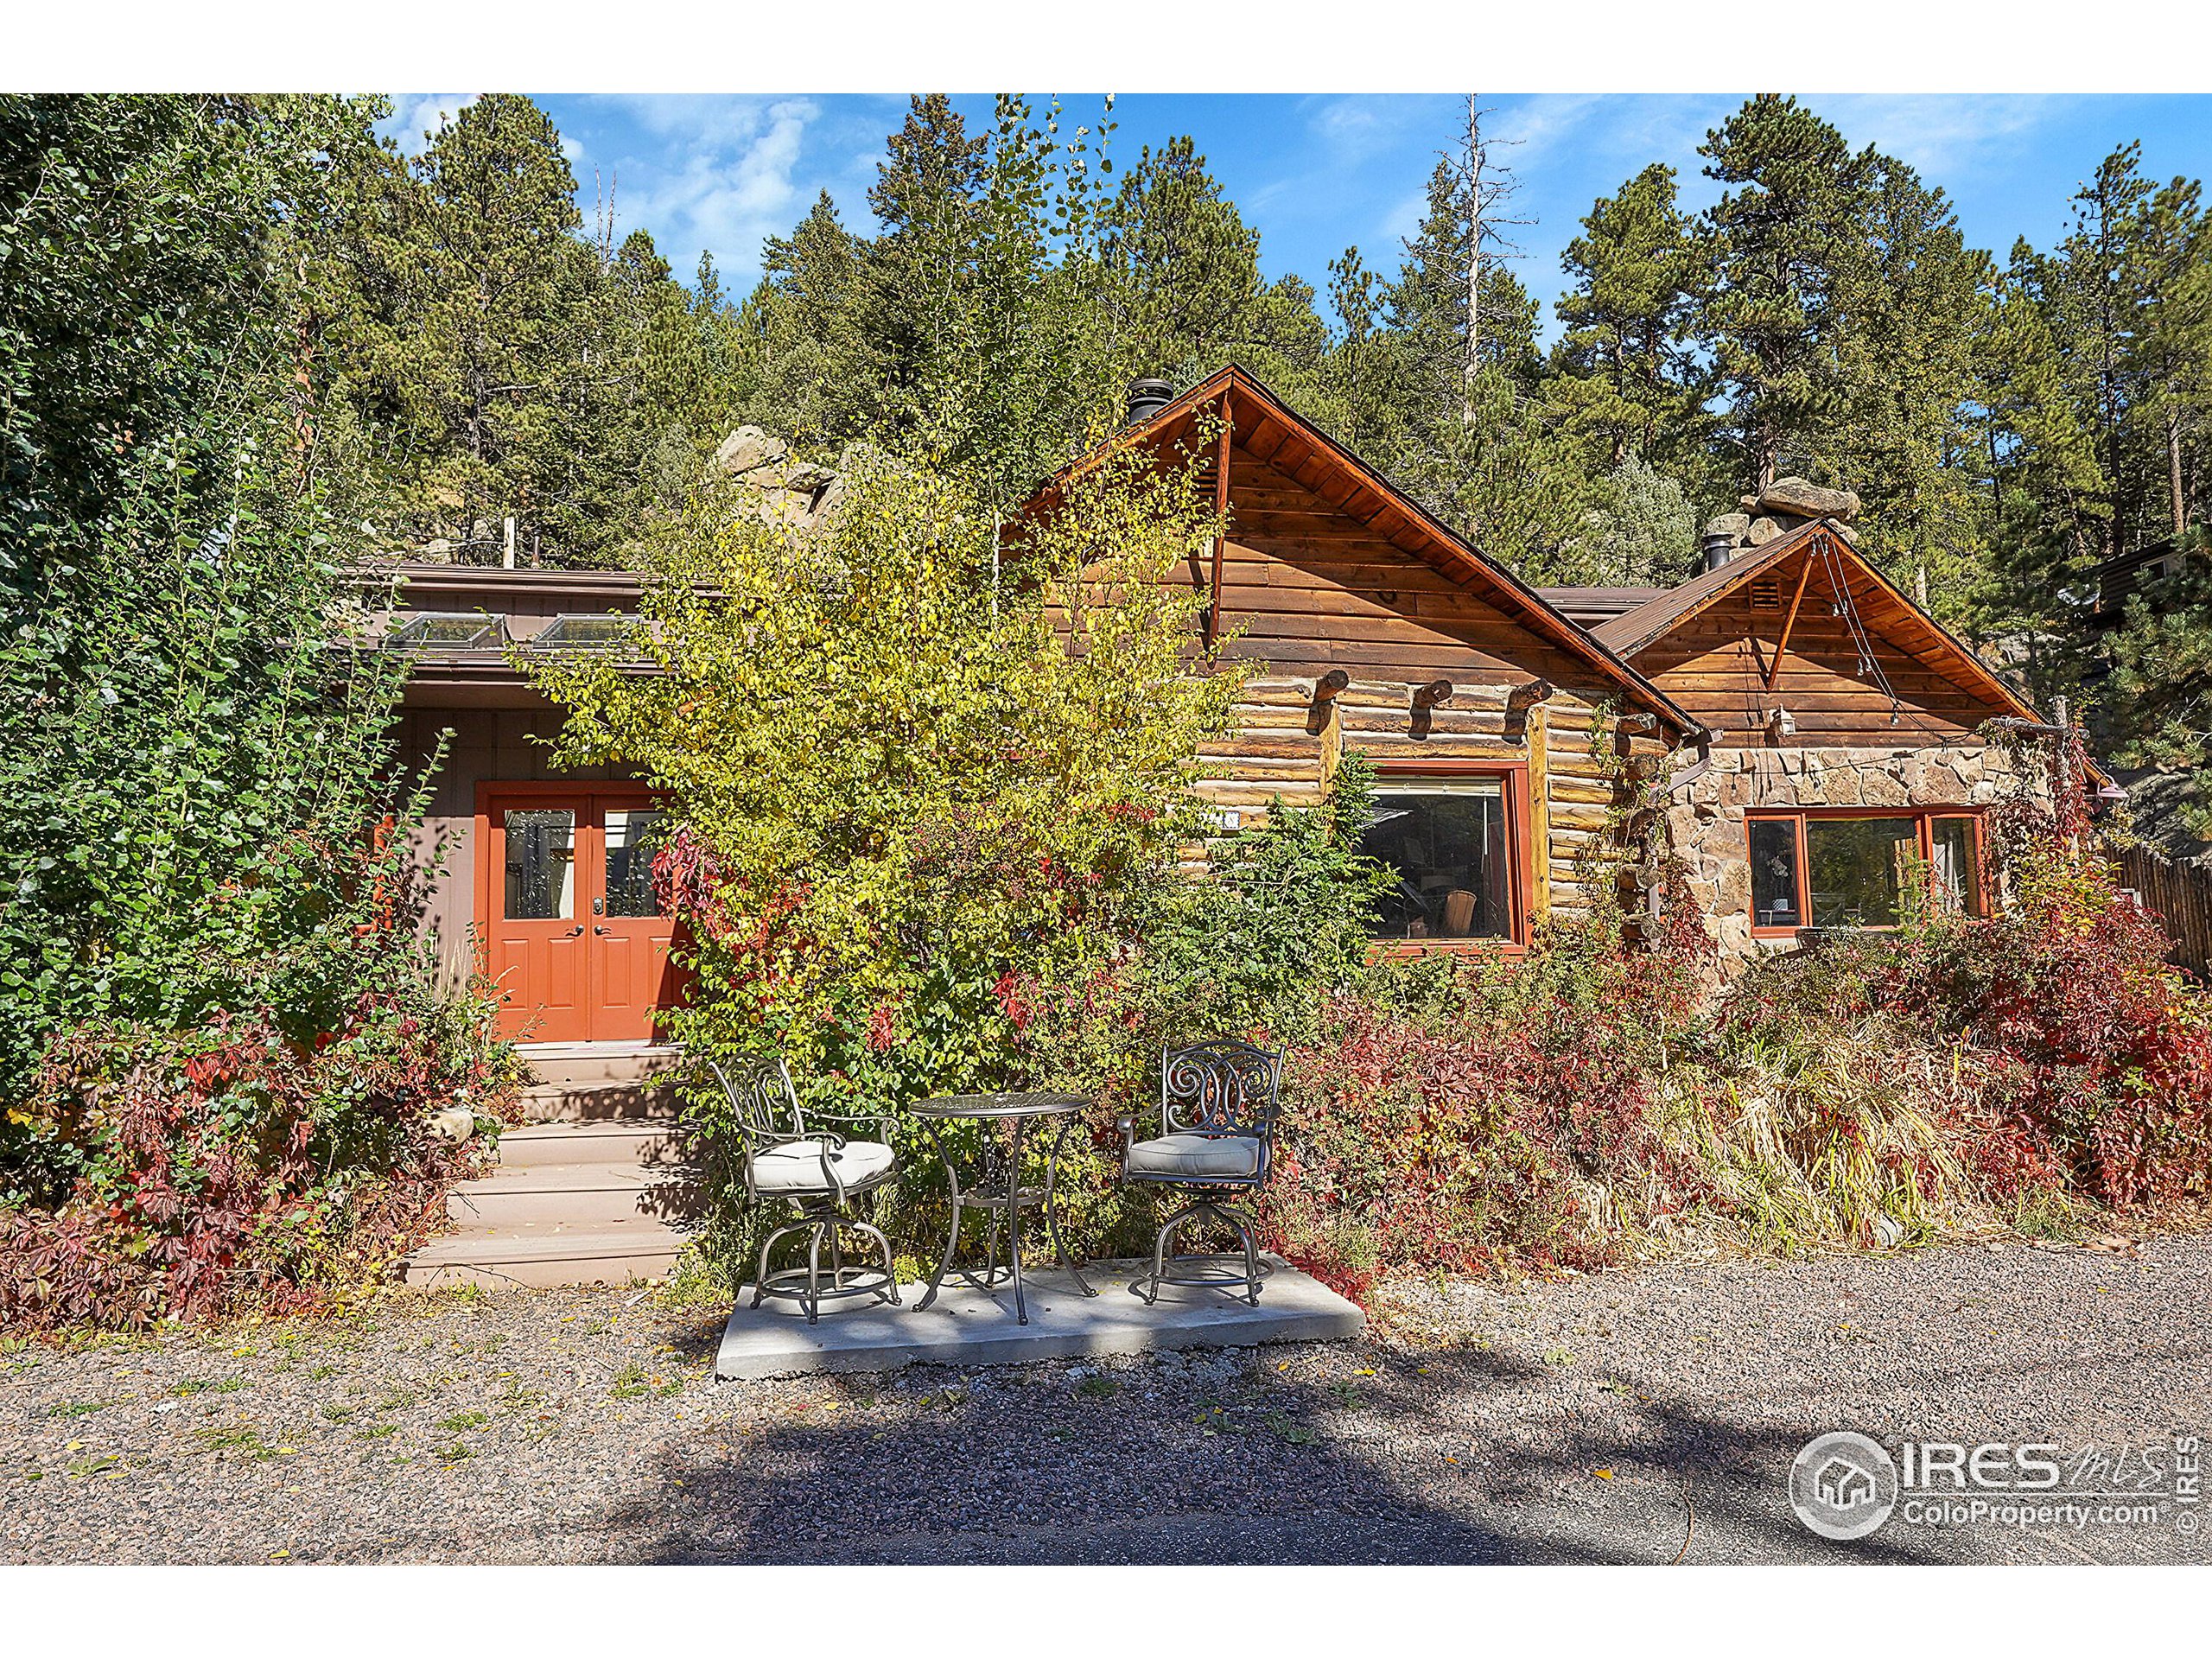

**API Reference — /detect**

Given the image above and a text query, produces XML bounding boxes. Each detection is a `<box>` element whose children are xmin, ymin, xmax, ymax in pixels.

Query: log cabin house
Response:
<box><xmin>362</xmin><ymin>365</ymin><xmax>2088</xmax><ymax>1065</ymax></box>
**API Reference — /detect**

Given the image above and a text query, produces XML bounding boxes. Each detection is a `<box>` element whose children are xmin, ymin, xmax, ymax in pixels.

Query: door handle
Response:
<box><xmin>562</xmin><ymin>925</ymin><xmax>585</xmax><ymax>938</ymax></box>
<box><xmin>593</xmin><ymin>925</ymin><xmax>608</xmax><ymax>936</ymax></box>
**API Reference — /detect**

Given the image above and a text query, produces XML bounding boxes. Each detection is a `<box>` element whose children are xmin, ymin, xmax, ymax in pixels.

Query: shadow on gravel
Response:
<box><xmin>594</xmin><ymin>1338</ymin><xmax>1942</xmax><ymax>1565</ymax></box>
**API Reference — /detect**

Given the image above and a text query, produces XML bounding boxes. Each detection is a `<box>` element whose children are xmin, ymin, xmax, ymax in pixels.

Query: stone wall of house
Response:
<box><xmin>1664</xmin><ymin>741</ymin><xmax>2045</xmax><ymax>969</ymax></box>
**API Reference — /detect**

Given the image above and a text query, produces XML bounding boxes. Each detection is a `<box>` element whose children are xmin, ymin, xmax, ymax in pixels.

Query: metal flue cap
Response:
<box><xmin>1124</xmin><ymin>378</ymin><xmax>1174</xmax><ymax>427</ymax></box>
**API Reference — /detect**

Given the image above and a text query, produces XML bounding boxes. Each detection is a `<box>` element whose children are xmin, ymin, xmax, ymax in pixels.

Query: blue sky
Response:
<box><xmin>378</xmin><ymin>93</ymin><xmax>2212</xmax><ymax>342</ymax></box>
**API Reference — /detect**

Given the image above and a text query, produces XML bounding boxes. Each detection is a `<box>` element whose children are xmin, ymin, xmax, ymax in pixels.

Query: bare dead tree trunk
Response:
<box><xmin>1463</xmin><ymin>94</ymin><xmax>1482</xmax><ymax>427</ymax></box>
<box><xmin>2170</xmin><ymin>403</ymin><xmax>2189</xmax><ymax>537</ymax></box>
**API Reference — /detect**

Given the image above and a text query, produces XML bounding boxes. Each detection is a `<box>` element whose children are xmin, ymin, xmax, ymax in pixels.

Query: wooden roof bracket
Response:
<box><xmin>1204</xmin><ymin>391</ymin><xmax>1234</xmax><ymax>649</ymax></box>
<box><xmin>1764</xmin><ymin>552</ymin><xmax>1816</xmax><ymax>690</ymax></box>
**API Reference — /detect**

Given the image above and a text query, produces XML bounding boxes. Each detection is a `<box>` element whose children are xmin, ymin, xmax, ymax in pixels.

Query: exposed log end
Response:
<box><xmin>1504</xmin><ymin>677</ymin><xmax>1555</xmax><ymax>715</ymax></box>
<box><xmin>1412</xmin><ymin>679</ymin><xmax>1455</xmax><ymax>710</ymax></box>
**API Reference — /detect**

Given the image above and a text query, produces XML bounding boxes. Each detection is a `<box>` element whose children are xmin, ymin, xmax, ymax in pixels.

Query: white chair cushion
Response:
<box><xmin>751</xmin><ymin>1138</ymin><xmax>896</xmax><ymax>1195</ymax></box>
<box><xmin>1128</xmin><ymin>1133</ymin><xmax>1262</xmax><ymax>1180</ymax></box>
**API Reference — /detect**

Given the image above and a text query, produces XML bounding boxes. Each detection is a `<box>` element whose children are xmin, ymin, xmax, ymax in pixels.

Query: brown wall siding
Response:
<box><xmin>1217</xmin><ymin>449</ymin><xmax>1603</xmax><ymax>690</ymax></box>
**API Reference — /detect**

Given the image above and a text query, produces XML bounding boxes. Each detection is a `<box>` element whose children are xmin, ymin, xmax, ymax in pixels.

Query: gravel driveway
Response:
<box><xmin>6</xmin><ymin>1235</ymin><xmax>2208</xmax><ymax>1564</ymax></box>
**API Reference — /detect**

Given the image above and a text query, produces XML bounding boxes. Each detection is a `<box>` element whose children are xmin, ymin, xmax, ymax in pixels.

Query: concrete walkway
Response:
<box><xmin>715</xmin><ymin>1256</ymin><xmax>1364</xmax><ymax>1380</ymax></box>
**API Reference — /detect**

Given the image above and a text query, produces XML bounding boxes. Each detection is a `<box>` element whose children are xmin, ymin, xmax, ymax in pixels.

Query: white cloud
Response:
<box><xmin>1813</xmin><ymin>94</ymin><xmax>2070</xmax><ymax>182</ymax></box>
<box><xmin>1307</xmin><ymin>95</ymin><xmax>1426</xmax><ymax>166</ymax></box>
<box><xmin>378</xmin><ymin>92</ymin><xmax>476</xmax><ymax>156</ymax></box>
<box><xmin>590</xmin><ymin>97</ymin><xmax>822</xmax><ymax>280</ymax></box>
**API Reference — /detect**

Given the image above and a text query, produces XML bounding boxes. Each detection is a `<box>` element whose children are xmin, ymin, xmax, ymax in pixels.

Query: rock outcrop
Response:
<box><xmin>1706</xmin><ymin>474</ymin><xmax>1862</xmax><ymax>564</ymax></box>
<box><xmin>709</xmin><ymin>425</ymin><xmax>847</xmax><ymax>531</ymax></box>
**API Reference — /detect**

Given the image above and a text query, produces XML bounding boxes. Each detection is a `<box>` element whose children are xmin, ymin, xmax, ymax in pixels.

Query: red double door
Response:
<box><xmin>476</xmin><ymin>785</ymin><xmax>683</xmax><ymax>1044</ymax></box>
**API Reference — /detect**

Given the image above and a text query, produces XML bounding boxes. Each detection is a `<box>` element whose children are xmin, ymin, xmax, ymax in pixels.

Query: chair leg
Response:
<box><xmin>804</xmin><ymin>1221</ymin><xmax>825</xmax><ymax>1325</ymax></box>
<box><xmin>1141</xmin><ymin>1197</ymin><xmax>1265</xmax><ymax>1305</ymax></box>
<box><xmin>1140</xmin><ymin>1202</ymin><xmax>1191</xmax><ymax>1306</ymax></box>
<box><xmin>1235</xmin><ymin>1207</ymin><xmax>1262</xmax><ymax>1306</ymax></box>
<box><xmin>855</xmin><ymin>1221</ymin><xmax>901</xmax><ymax>1307</ymax></box>
<box><xmin>752</xmin><ymin>1220</ymin><xmax>802</xmax><ymax>1310</ymax></box>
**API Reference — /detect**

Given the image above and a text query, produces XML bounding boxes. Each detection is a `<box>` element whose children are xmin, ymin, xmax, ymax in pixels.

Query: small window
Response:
<box><xmin>1750</xmin><ymin>817</ymin><xmax>1803</xmax><ymax>929</ymax></box>
<box><xmin>602</xmin><ymin>808</ymin><xmax>671</xmax><ymax>918</ymax></box>
<box><xmin>1751</xmin><ymin>577</ymin><xmax>1783</xmax><ymax>611</ymax></box>
<box><xmin>504</xmin><ymin>809</ymin><xmax>576</xmax><ymax>919</ymax></box>
<box><xmin>1357</xmin><ymin>775</ymin><xmax>1516</xmax><ymax>941</ymax></box>
<box><xmin>1929</xmin><ymin>817</ymin><xmax>1986</xmax><ymax>918</ymax></box>
<box><xmin>1748</xmin><ymin>810</ymin><xmax>1983</xmax><ymax>932</ymax></box>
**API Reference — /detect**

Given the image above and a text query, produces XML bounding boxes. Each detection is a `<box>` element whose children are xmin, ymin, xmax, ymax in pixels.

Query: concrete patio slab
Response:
<box><xmin>714</xmin><ymin>1255</ymin><xmax>1363</xmax><ymax>1381</ymax></box>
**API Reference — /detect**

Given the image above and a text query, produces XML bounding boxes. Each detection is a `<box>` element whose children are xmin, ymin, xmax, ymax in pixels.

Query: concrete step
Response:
<box><xmin>402</xmin><ymin>1216</ymin><xmax>689</xmax><ymax>1290</ymax></box>
<box><xmin>447</xmin><ymin>1163</ymin><xmax>702</xmax><ymax>1228</ymax></box>
<box><xmin>518</xmin><ymin>1079</ymin><xmax>685</xmax><ymax>1124</ymax></box>
<box><xmin>513</xmin><ymin>1041</ymin><xmax>691</xmax><ymax>1124</ymax></box>
<box><xmin>489</xmin><ymin>1120</ymin><xmax>690</xmax><ymax>1170</ymax></box>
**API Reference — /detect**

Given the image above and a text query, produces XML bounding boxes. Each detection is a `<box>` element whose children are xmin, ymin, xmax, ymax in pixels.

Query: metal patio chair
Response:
<box><xmin>1117</xmin><ymin>1039</ymin><xmax>1284</xmax><ymax>1306</ymax></box>
<box><xmin>706</xmin><ymin>1055</ymin><xmax>900</xmax><ymax>1324</ymax></box>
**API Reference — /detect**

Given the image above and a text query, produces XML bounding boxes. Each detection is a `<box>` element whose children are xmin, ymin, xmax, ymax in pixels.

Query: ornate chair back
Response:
<box><xmin>703</xmin><ymin>1056</ymin><xmax>804</xmax><ymax>1196</ymax></box>
<box><xmin>1161</xmin><ymin>1039</ymin><xmax>1282</xmax><ymax>1147</ymax></box>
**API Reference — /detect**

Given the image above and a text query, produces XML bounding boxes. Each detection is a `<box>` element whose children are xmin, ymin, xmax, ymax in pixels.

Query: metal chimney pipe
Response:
<box><xmin>1701</xmin><ymin>531</ymin><xmax>1736</xmax><ymax>574</ymax></box>
<box><xmin>1124</xmin><ymin>378</ymin><xmax>1173</xmax><ymax>427</ymax></box>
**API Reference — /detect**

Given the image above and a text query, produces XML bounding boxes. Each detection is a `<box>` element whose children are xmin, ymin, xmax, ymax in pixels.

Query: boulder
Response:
<box><xmin>1745</xmin><ymin>516</ymin><xmax>1783</xmax><ymax>546</ymax></box>
<box><xmin>712</xmin><ymin>425</ymin><xmax>788</xmax><ymax>477</ymax></box>
<box><xmin>1703</xmin><ymin>512</ymin><xmax>1751</xmax><ymax>539</ymax></box>
<box><xmin>1757</xmin><ymin>476</ymin><xmax>1860</xmax><ymax>522</ymax></box>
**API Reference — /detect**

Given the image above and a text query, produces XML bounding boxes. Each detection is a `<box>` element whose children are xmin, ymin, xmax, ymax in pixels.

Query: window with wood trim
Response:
<box><xmin>1355</xmin><ymin>766</ymin><xmax>1529</xmax><ymax>944</ymax></box>
<box><xmin>1747</xmin><ymin>809</ymin><xmax>1986</xmax><ymax>933</ymax></box>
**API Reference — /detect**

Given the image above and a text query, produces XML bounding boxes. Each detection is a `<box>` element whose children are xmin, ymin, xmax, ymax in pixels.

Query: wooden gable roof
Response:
<box><xmin>1595</xmin><ymin>519</ymin><xmax>2109</xmax><ymax>775</ymax></box>
<box><xmin>1026</xmin><ymin>364</ymin><xmax>1701</xmax><ymax>740</ymax></box>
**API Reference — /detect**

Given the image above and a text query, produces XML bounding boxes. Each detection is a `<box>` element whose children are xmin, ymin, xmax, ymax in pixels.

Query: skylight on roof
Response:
<box><xmin>384</xmin><ymin>612</ymin><xmax>508</xmax><ymax>652</ymax></box>
<box><xmin>524</xmin><ymin>613</ymin><xmax>653</xmax><ymax>653</ymax></box>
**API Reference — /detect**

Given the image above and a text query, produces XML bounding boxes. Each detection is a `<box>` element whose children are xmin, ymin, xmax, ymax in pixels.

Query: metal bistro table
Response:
<box><xmin>911</xmin><ymin>1092</ymin><xmax>1097</xmax><ymax>1325</ymax></box>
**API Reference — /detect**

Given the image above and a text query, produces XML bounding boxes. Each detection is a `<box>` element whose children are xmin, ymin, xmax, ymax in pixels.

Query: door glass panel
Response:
<box><xmin>1358</xmin><ymin>779</ymin><xmax>1512</xmax><ymax>939</ymax></box>
<box><xmin>1804</xmin><ymin>817</ymin><xmax>1916</xmax><ymax>927</ymax></box>
<box><xmin>1749</xmin><ymin>818</ymin><xmax>1802</xmax><ymax>928</ymax></box>
<box><xmin>603</xmin><ymin>808</ymin><xmax>671</xmax><ymax>918</ymax></box>
<box><xmin>1930</xmin><ymin>817</ymin><xmax>1983</xmax><ymax>917</ymax></box>
<box><xmin>504</xmin><ymin>809</ymin><xmax>576</xmax><ymax>919</ymax></box>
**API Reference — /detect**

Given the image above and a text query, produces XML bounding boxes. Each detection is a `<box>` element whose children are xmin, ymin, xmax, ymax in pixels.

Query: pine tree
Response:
<box><xmin>1551</xmin><ymin>162</ymin><xmax>1708</xmax><ymax>474</ymax></box>
<box><xmin>1827</xmin><ymin>154</ymin><xmax>1994</xmax><ymax>616</ymax></box>
<box><xmin>1698</xmin><ymin>95</ymin><xmax>1873</xmax><ymax>494</ymax></box>
<box><xmin>2132</xmin><ymin>175</ymin><xmax>2212</xmax><ymax>539</ymax></box>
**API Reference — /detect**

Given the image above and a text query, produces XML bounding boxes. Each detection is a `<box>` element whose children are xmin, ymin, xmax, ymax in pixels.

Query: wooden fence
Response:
<box><xmin>2118</xmin><ymin>842</ymin><xmax>2212</xmax><ymax>981</ymax></box>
